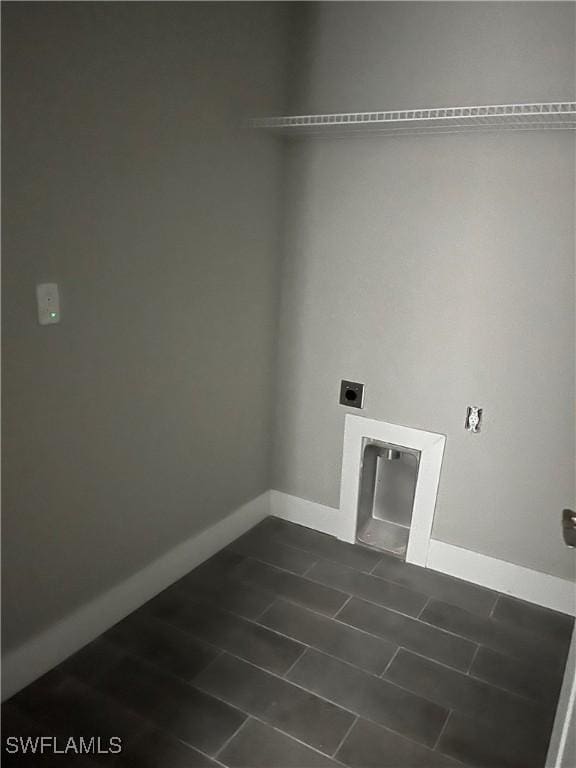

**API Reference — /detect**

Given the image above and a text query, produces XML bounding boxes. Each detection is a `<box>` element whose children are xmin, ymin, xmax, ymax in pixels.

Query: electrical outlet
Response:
<box><xmin>340</xmin><ymin>380</ymin><xmax>365</xmax><ymax>409</ymax></box>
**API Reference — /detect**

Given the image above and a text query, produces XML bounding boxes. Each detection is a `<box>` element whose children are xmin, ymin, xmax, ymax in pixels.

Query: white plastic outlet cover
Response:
<box><xmin>339</xmin><ymin>415</ymin><xmax>446</xmax><ymax>567</ymax></box>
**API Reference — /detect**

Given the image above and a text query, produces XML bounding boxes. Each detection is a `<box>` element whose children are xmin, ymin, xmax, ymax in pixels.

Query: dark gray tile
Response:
<box><xmin>372</xmin><ymin>555</ymin><xmax>497</xmax><ymax>617</ymax></box>
<box><xmin>259</xmin><ymin>599</ymin><xmax>395</xmax><ymax>675</ymax></box>
<box><xmin>266</xmin><ymin>518</ymin><xmax>381</xmax><ymax>573</ymax></box>
<box><xmin>145</xmin><ymin>591</ymin><xmax>304</xmax><ymax>674</ymax></box>
<box><xmin>336</xmin><ymin>717</ymin><xmax>462</xmax><ymax>768</ymax></box>
<box><xmin>174</xmin><ymin>551</ymin><xmax>275</xmax><ymax>620</ymax></box>
<box><xmin>118</xmin><ymin>728</ymin><xmax>218</xmax><ymax>767</ymax></box>
<box><xmin>338</xmin><ymin>597</ymin><xmax>476</xmax><ymax>671</ymax></box>
<box><xmin>470</xmin><ymin>645</ymin><xmax>563</xmax><ymax>707</ymax></box>
<box><xmin>228</xmin><ymin>528</ymin><xmax>319</xmax><ymax>575</ymax></box>
<box><xmin>179</xmin><ymin>550</ymin><xmax>245</xmax><ymax>587</ymax></box>
<box><xmin>194</xmin><ymin>653</ymin><xmax>353</xmax><ymax>755</ymax></box>
<box><xmin>218</xmin><ymin>718</ymin><xmax>341</xmax><ymax>768</ymax></box>
<box><xmin>2</xmin><ymin>702</ymin><xmax>45</xmax><ymax>738</ymax></box>
<box><xmin>438</xmin><ymin>709</ymin><xmax>550</xmax><ymax>768</ymax></box>
<box><xmin>105</xmin><ymin>612</ymin><xmax>218</xmax><ymax>681</ymax></box>
<box><xmin>89</xmin><ymin>654</ymin><xmax>246</xmax><ymax>756</ymax></box>
<box><xmin>235</xmin><ymin>559</ymin><xmax>349</xmax><ymax>617</ymax></box>
<box><xmin>421</xmin><ymin>599</ymin><xmax>560</xmax><ymax>669</ymax></box>
<box><xmin>59</xmin><ymin>636</ymin><xmax>125</xmax><ymax>686</ymax></box>
<box><xmin>287</xmin><ymin>649</ymin><xmax>448</xmax><ymax>748</ymax></box>
<box><xmin>1</xmin><ymin>704</ymin><xmax>103</xmax><ymax>768</ymax></box>
<box><xmin>492</xmin><ymin>595</ymin><xmax>574</xmax><ymax>650</ymax></box>
<box><xmin>174</xmin><ymin>580</ymin><xmax>275</xmax><ymax>621</ymax></box>
<box><xmin>307</xmin><ymin>559</ymin><xmax>427</xmax><ymax>617</ymax></box>
<box><xmin>11</xmin><ymin>669</ymin><xmax>146</xmax><ymax>748</ymax></box>
<box><xmin>386</xmin><ymin>648</ymin><xmax>547</xmax><ymax>732</ymax></box>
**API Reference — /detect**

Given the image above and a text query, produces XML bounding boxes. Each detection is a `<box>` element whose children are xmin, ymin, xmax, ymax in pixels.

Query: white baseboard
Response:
<box><xmin>270</xmin><ymin>490</ymin><xmax>575</xmax><ymax>617</ymax></box>
<box><xmin>1</xmin><ymin>492</ymin><xmax>270</xmax><ymax>701</ymax></box>
<box><xmin>427</xmin><ymin>539</ymin><xmax>576</xmax><ymax>617</ymax></box>
<box><xmin>270</xmin><ymin>490</ymin><xmax>348</xmax><ymax>540</ymax></box>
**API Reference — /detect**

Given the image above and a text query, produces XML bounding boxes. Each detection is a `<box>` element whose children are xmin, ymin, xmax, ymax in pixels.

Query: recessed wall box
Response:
<box><xmin>340</xmin><ymin>380</ymin><xmax>365</xmax><ymax>409</ymax></box>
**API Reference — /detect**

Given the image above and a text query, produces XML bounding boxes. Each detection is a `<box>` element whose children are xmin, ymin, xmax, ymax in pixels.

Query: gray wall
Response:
<box><xmin>273</xmin><ymin>2</ymin><xmax>576</xmax><ymax>580</ymax></box>
<box><xmin>2</xmin><ymin>2</ymin><xmax>290</xmax><ymax>651</ymax></box>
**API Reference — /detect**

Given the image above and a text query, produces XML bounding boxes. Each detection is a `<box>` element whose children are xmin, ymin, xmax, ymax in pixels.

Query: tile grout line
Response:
<box><xmin>236</xmin><ymin>556</ymin><xmax>351</xmax><ymax>604</ymax></box>
<box><xmin>489</xmin><ymin>594</ymin><xmax>501</xmax><ymax>619</ymax></box>
<box><xmin>367</xmin><ymin>557</ymin><xmax>386</xmax><ymax>575</ymax></box>
<box><xmin>171</xmin><ymin>733</ymin><xmax>228</xmax><ymax>768</ymax></box>
<box><xmin>417</xmin><ymin>595</ymin><xmax>431</xmax><ymax>619</ymax></box>
<box><xmin>213</xmin><ymin>714</ymin><xmax>253</xmax><ymax>760</ymax></box>
<box><xmin>432</xmin><ymin>708</ymin><xmax>453</xmax><ymax>752</ymax></box>
<box><xmin>330</xmin><ymin>715</ymin><xmax>358</xmax><ymax>758</ymax></box>
<box><xmin>281</xmin><ymin>645</ymin><xmax>309</xmax><ymax>679</ymax></box>
<box><xmin>333</xmin><ymin>594</ymin><xmax>354</xmax><ymax>619</ymax></box>
<box><xmin>466</xmin><ymin>643</ymin><xmax>481</xmax><ymax>674</ymax></box>
<box><xmin>251</xmin><ymin>596</ymin><xmax>278</xmax><ymax>623</ymax></box>
<box><xmin>224</xmin><ymin>550</ymin><xmax>320</xmax><ymax>581</ymax></box>
<box><xmin>378</xmin><ymin>644</ymin><xmax>473</xmax><ymax>680</ymax></box>
<box><xmin>300</xmin><ymin>559</ymin><xmax>321</xmax><ymax>578</ymax></box>
<box><xmin>380</xmin><ymin>646</ymin><xmax>402</xmax><ymax>677</ymax></box>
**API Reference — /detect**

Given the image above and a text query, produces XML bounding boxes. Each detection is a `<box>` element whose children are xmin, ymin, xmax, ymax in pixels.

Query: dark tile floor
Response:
<box><xmin>2</xmin><ymin>517</ymin><xmax>574</xmax><ymax>768</ymax></box>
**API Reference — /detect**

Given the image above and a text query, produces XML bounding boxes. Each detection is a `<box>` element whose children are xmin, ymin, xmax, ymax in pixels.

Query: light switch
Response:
<box><xmin>36</xmin><ymin>283</ymin><xmax>60</xmax><ymax>325</ymax></box>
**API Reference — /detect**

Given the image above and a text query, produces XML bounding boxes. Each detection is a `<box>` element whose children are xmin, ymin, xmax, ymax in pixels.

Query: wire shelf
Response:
<box><xmin>252</xmin><ymin>102</ymin><xmax>576</xmax><ymax>137</ymax></box>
